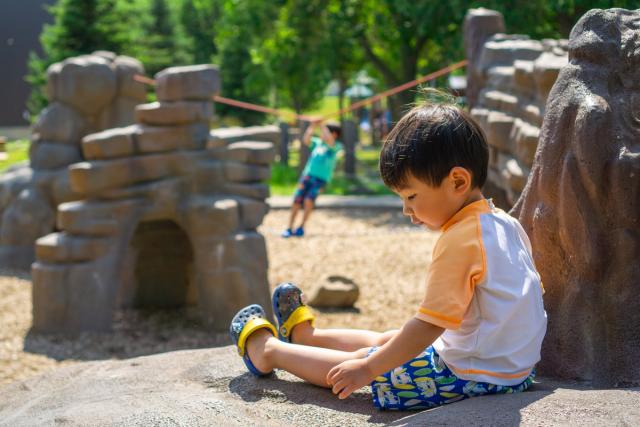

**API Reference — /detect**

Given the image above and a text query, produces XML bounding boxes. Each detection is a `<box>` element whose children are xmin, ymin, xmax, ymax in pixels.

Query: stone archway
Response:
<box><xmin>32</xmin><ymin>64</ymin><xmax>275</xmax><ymax>333</ymax></box>
<box><xmin>119</xmin><ymin>219</ymin><xmax>195</xmax><ymax>309</ymax></box>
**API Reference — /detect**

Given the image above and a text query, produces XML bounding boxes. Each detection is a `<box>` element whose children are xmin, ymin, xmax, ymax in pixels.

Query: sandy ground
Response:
<box><xmin>0</xmin><ymin>208</ymin><xmax>438</xmax><ymax>387</ymax></box>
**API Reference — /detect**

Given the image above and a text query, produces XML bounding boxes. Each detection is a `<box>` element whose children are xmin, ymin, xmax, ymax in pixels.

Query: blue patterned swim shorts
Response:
<box><xmin>368</xmin><ymin>346</ymin><xmax>534</xmax><ymax>410</ymax></box>
<box><xmin>293</xmin><ymin>175</ymin><xmax>326</xmax><ymax>205</ymax></box>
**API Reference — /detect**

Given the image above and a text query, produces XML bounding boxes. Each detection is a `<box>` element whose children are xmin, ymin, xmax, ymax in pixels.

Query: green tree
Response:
<box><xmin>543</xmin><ymin>0</ymin><xmax>638</xmax><ymax>37</ymax></box>
<box><xmin>215</xmin><ymin>0</ymin><xmax>282</xmax><ymax>124</ymax></box>
<box><xmin>325</xmin><ymin>0</ymin><xmax>364</xmax><ymax>121</ymax></box>
<box><xmin>479</xmin><ymin>0</ymin><xmax>639</xmax><ymax>41</ymax></box>
<box><xmin>179</xmin><ymin>0</ymin><xmax>221</xmax><ymax>64</ymax></box>
<box><xmin>261</xmin><ymin>0</ymin><xmax>332</xmax><ymax>116</ymax></box>
<box><xmin>350</xmin><ymin>0</ymin><xmax>473</xmax><ymax>120</ymax></box>
<box><xmin>134</xmin><ymin>0</ymin><xmax>191</xmax><ymax>76</ymax></box>
<box><xmin>25</xmin><ymin>0</ymin><xmax>135</xmax><ymax>117</ymax></box>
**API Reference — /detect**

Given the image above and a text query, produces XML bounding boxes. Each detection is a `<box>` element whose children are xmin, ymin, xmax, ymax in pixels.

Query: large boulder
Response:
<box><xmin>47</xmin><ymin>55</ymin><xmax>117</xmax><ymax>116</ymax></box>
<box><xmin>512</xmin><ymin>8</ymin><xmax>640</xmax><ymax>387</ymax></box>
<box><xmin>0</xmin><ymin>347</ymin><xmax>638</xmax><ymax>426</ymax></box>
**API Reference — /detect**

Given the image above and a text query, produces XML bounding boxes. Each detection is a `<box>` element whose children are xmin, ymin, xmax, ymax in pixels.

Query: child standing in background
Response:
<box><xmin>282</xmin><ymin>121</ymin><xmax>343</xmax><ymax>238</ymax></box>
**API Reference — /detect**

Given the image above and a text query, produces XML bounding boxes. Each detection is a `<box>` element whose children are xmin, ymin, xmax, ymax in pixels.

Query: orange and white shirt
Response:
<box><xmin>415</xmin><ymin>198</ymin><xmax>547</xmax><ymax>386</ymax></box>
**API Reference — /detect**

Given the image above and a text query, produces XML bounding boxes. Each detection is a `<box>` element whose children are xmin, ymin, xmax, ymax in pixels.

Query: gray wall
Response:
<box><xmin>0</xmin><ymin>0</ymin><xmax>53</xmax><ymax>126</ymax></box>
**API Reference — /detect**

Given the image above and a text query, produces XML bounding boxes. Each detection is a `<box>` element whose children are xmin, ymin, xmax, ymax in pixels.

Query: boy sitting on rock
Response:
<box><xmin>231</xmin><ymin>101</ymin><xmax>547</xmax><ymax>410</ymax></box>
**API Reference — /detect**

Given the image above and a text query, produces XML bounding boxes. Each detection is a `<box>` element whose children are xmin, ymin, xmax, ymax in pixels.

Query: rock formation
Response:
<box><xmin>464</xmin><ymin>9</ymin><xmax>568</xmax><ymax>209</ymax></box>
<box><xmin>32</xmin><ymin>64</ymin><xmax>275</xmax><ymax>333</ymax></box>
<box><xmin>1</xmin><ymin>347</ymin><xmax>639</xmax><ymax>426</ymax></box>
<box><xmin>512</xmin><ymin>8</ymin><xmax>640</xmax><ymax>387</ymax></box>
<box><xmin>0</xmin><ymin>51</ymin><xmax>147</xmax><ymax>269</ymax></box>
<box><xmin>463</xmin><ymin>8</ymin><xmax>505</xmax><ymax>109</ymax></box>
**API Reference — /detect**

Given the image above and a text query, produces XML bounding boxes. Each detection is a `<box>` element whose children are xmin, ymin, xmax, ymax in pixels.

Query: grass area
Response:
<box><xmin>0</xmin><ymin>140</ymin><xmax>30</xmax><ymax>172</ymax></box>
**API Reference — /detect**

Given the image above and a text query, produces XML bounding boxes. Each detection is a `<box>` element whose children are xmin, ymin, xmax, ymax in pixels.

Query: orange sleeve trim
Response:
<box><xmin>416</xmin><ymin>307</ymin><xmax>462</xmax><ymax>329</ymax></box>
<box><xmin>473</xmin><ymin>213</ymin><xmax>487</xmax><ymax>286</ymax></box>
<box><xmin>448</xmin><ymin>364</ymin><xmax>532</xmax><ymax>379</ymax></box>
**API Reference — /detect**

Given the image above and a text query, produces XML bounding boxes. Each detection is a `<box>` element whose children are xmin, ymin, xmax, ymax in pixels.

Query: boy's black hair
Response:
<box><xmin>379</xmin><ymin>103</ymin><xmax>488</xmax><ymax>189</ymax></box>
<box><xmin>326</xmin><ymin>122</ymin><xmax>342</xmax><ymax>139</ymax></box>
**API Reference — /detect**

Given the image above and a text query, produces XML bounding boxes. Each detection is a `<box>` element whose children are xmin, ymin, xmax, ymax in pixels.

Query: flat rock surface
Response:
<box><xmin>1</xmin><ymin>346</ymin><xmax>639</xmax><ymax>427</ymax></box>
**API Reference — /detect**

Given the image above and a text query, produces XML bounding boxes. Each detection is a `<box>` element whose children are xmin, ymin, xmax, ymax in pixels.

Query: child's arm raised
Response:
<box><xmin>326</xmin><ymin>318</ymin><xmax>443</xmax><ymax>399</ymax></box>
<box><xmin>302</xmin><ymin>119</ymin><xmax>321</xmax><ymax>146</ymax></box>
<box><xmin>319</xmin><ymin>123</ymin><xmax>336</xmax><ymax>147</ymax></box>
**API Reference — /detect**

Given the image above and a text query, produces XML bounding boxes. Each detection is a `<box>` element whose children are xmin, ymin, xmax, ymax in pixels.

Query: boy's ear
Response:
<box><xmin>449</xmin><ymin>167</ymin><xmax>472</xmax><ymax>192</ymax></box>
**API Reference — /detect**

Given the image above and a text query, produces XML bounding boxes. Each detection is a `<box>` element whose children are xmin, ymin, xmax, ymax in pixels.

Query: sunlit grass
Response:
<box><xmin>0</xmin><ymin>140</ymin><xmax>30</xmax><ymax>172</ymax></box>
<box><xmin>269</xmin><ymin>144</ymin><xmax>391</xmax><ymax>196</ymax></box>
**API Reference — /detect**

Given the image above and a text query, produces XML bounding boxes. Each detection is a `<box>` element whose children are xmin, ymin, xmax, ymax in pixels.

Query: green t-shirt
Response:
<box><xmin>302</xmin><ymin>136</ymin><xmax>343</xmax><ymax>182</ymax></box>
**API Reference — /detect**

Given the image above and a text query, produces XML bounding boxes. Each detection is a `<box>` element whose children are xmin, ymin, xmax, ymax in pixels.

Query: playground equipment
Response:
<box><xmin>464</xmin><ymin>8</ymin><xmax>568</xmax><ymax>209</ymax></box>
<box><xmin>0</xmin><ymin>52</ymin><xmax>147</xmax><ymax>270</ymax></box>
<box><xmin>0</xmin><ymin>54</ymin><xmax>276</xmax><ymax>333</ymax></box>
<box><xmin>513</xmin><ymin>8</ymin><xmax>640</xmax><ymax>387</ymax></box>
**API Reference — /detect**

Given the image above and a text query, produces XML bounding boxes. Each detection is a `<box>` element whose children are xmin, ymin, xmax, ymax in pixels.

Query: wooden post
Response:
<box><xmin>343</xmin><ymin>119</ymin><xmax>357</xmax><ymax>177</ymax></box>
<box><xmin>279</xmin><ymin>122</ymin><xmax>289</xmax><ymax>166</ymax></box>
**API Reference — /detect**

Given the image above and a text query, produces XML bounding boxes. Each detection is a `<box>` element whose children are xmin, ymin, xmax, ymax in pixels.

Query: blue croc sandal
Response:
<box><xmin>272</xmin><ymin>282</ymin><xmax>315</xmax><ymax>343</ymax></box>
<box><xmin>229</xmin><ymin>304</ymin><xmax>277</xmax><ymax>376</ymax></box>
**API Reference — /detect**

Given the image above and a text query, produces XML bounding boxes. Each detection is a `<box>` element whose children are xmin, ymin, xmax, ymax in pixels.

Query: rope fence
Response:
<box><xmin>133</xmin><ymin>59</ymin><xmax>467</xmax><ymax>123</ymax></box>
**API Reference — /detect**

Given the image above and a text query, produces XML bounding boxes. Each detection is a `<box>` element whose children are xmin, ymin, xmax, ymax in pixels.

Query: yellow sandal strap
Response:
<box><xmin>237</xmin><ymin>318</ymin><xmax>276</xmax><ymax>356</ymax></box>
<box><xmin>280</xmin><ymin>306</ymin><xmax>315</xmax><ymax>338</ymax></box>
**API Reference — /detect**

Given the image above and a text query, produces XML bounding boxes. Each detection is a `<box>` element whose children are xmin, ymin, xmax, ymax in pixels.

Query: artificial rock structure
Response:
<box><xmin>0</xmin><ymin>51</ymin><xmax>147</xmax><ymax>269</ymax></box>
<box><xmin>464</xmin><ymin>9</ymin><xmax>568</xmax><ymax>208</ymax></box>
<box><xmin>513</xmin><ymin>8</ymin><xmax>640</xmax><ymax>387</ymax></box>
<box><xmin>24</xmin><ymin>60</ymin><xmax>274</xmax><ymax>333</ymax></box>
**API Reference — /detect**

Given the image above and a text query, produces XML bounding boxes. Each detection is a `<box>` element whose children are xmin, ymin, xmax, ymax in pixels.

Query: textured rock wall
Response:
<box><xmin>0</xmin><ymin>51</ymin><xmax>147</xmax><ymax>269</ymax></box>
<box><xmin>32</xmin><ymin>65</ymin><xmax>275</xmax><ymax>333</ymax></box>
<box><xmin>512</xmin><ymin>8</ymin><xmax>640</xmax><ymax>387</ymax></box>
<box><xmin>464</xmin><ymin>9</ymin><xmax>568</xmax><ymax>208</ymax></box>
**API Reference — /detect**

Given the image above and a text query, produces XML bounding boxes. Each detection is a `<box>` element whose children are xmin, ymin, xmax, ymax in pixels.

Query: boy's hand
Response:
<box><xmin>305</xmin><ymin>116</ymin><xmax>322</xmax><ymax>126</ymax></box>
<box><xmin>326</xmin><ymin>358</ymin><xmax>375</xmax><ymax>399</ymax></box>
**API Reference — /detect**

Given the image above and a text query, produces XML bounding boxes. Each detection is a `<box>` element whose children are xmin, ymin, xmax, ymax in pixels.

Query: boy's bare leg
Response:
<box><xmin>300</xmin><ymin>198</ymin><xmax>314</xmax><ymax>227</ymax></box>
<box><xmin>292</xmin><ymin>321</ymin><xmax>397</xmax><ymax>351</ymax></box>
<box><xmin>288</xmin><ymin>202</ymin><xmax>302</xmax><ymax>229</ymax></box>
<box><xmin>247</xmin><ymin>329</ymin><xmax>370</xmax><ymax>387</ymax></box>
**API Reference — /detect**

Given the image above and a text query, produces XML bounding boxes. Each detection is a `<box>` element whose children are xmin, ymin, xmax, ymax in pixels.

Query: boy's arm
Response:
<box><xmin>319</xmin><ymin>123</ymin><xmax>336</xmax><ymax>147</ymax></box>
<box><xmin>326</xmin><ymin>318</ymin><xmax>443</xmax><ymax>399</ymax></box>
<box><xmin>302</xmin><ymin>120</ymin><xmax>320</xmax><ymax>146</ymax></box>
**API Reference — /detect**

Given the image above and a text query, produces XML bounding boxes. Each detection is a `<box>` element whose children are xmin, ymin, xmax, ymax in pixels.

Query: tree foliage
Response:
<box><xmin>133</xmin><ymin>0</ymin><xmax>191</xmax><ymax>76</ymax></box>
<box><xmin>179</xmin><ymin>0</ymin><xmax>220</xmax><ymax>64</ymax></box>
<box><xmin>27</xmin><ymin>0</ymin><xmax>639</xmax><ymax>122</ymax></box>
<box><xmin>347</xmin><ymin>0</ymin><xmax>473</xmax><ymax>119</ymax></box>
<box><xmin>214</xmin><ymin>0</ymin><xmax>282</xmax><ymax>124</ymax></box>
<box><xmin>26</xmin><ymin>0</ymin><xmax>136</xmax><ymax>117</ymax></box>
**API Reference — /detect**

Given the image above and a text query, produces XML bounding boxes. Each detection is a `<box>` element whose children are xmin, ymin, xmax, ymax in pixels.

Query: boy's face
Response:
<box><xmin>393</xmin><ymin>171</ymin><xmax>470</xmax><ymax>231</ymax></box>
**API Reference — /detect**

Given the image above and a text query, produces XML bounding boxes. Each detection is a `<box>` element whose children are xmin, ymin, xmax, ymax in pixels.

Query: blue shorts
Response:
<box><xmin>369</xmin><ymin>346</ymin><xmax>534</xmax><ymax>410</ymax></box>
<box><xmin>293</xmin><ymin>175</ymin><xmax>326</xmax><ymax>205</ymax></box>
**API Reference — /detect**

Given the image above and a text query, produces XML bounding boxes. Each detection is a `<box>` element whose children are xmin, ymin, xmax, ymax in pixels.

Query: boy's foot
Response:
<box><xmin>294</xmin><ymin>227</ymin><xmax>304</xmax><ymax>237</ymax></box>
<box><xmin>272</xmin><ymin>282</ymin><xmax>315</xmax><ymax>343</ymax></box>
<box><xmin>281</xmin><ymin>228</ymin><xmax>294</xmax><ymax>238</ymax></box>
<box><xmin>229</xmin><ymin>304</ymin><xmax>277</xmax><ymax>376</ymax></box>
